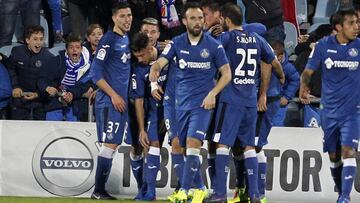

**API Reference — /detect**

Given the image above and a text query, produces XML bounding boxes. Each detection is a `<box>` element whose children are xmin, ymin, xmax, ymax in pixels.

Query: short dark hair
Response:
<box><xmin>201</xmin><ymin>0</ymin><xmax>220</xmax><ymax>12</ymax></box>
<box><xmin>24</xmin><ymin>25</ymin><xmax>44</xmax><ymax>39</ymax></box>
<box><xmin>270</xmin><ymin>40</ymin><xmax>285</xmax><ymax>55</ymax></box>
<box><xmin>330</xmin><ymin>9</ymin><xmax>358</xmax><ymax>31</ymax></box>
<box><xmin>131</xmin><ymin>32</ymin><xmax>149</xmax><ymax>52</ymax></box>
<box><xmin>220</xmin><ymin>3</ymin><xmax>243</xmax><ymax>26</ymax></box>
<box><xmin>112</xmin><ymin>2</ymin><xmax>131</xmax><ymax>16</ymax></box>
<box><xmin>86</xmin><ymin>24</ymin><xmax>103</xmax><ymax>37</ymax></box>
<box><xmin>65</xmin><ymin>34</ymin><xmax>82</xmax><ymax>49</ymax></box>
<box><xmin>182</xmin><ymin>2</ymin><xmax>202</xmax><ymax>19</ymax></box>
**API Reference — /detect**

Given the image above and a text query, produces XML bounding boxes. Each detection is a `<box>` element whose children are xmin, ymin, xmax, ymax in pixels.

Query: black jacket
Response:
<box><xmin>243</xmin><ymin>0</ymin><xmax>284</xmax><ymax>29</ymax></box>
<box><xmin>7</xmin><ymin>45</ymin><xmax>55</xmax><ymax>109</ymax></box>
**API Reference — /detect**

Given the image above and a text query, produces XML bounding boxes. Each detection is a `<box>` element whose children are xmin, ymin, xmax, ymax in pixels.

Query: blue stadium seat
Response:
<box><xmin>0</xmin><ymin>43</ymin><xmax>21</xmax><ymax>57</ymax></box>
<box><xmin>312</xmin><ymin>0</ymin><xmax>339</xmax><ymax>24</ymax></box>
<box><xmin>296</xmin><ymin>0</ymin><xmax>308</xmax><ymax>24</ymax></box>
<box><xmin>284</xmin><ymin>21</ymin><xmax>298</xmax><ymax>55</ymax></box>
<box><xmin>49</xmin><ymin>43</ymin><xmax>65</xmax><ymax>56</ymax></box>
<box><xmin>40</xmin><ymin>15</ymin><xmax>49</xmax><ymax>47</ymax></box>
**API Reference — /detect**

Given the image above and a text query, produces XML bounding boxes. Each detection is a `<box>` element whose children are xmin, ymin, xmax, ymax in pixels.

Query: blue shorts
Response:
<box><xmin>146</xmin><ymin>107</ymin><xmax>166</xmax><ymax>143</ymax></box>
<box><xmin>164</xmin><ymin>104</ymin><xmax>179</xmax><ymax>141</ymax></box>
<box><xmin>256</xmin><ymin>98</ymin><xmax>280</xmax><ymax>147</ymax></box>
<box><xmin>177</xmin><ymin>107</ymin><xmax>213</xmax><ymax>147</ymax></box>
<box><xmin>212</xmin><ymin>102</ymin><xmax>257</xmax><ymax>147</ymax></box>
<box><xmin>95</xmin><ymin>106</ymin><xmax>129</xmax><ymax>144</ymax></box>
<box><xmin>321</xmin><ymin>111</ymin><xmax>360</xmax><ymax>153</ymax></box>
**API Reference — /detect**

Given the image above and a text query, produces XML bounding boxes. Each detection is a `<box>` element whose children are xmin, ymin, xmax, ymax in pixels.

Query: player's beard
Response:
<box><xmin>188</xmin><ymin>26</ymin><xmax>202</xmax><ymax>37</ymax></box>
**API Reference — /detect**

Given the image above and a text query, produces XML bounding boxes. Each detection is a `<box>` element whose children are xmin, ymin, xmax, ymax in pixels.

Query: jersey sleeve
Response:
<box><xmin>257</xmin><ymin>34</ymin><xmax>276</xmax><ymax>64</ymax></box>
<box><xmin>90</xmin><ymin>35</ymin><xmax>113</xmax><ymax>84</ymax></box>
<box><xmin>217</xmin><ymin>32</ymin><xmax>230</xmax><ymax>48</ymax></box>
<box><xmin>160</xmin><ymin>40</ymin><xmax>176</xmax><ymax>62</ymax></box>
<box><xmin>131</xmin><ymin>66</ymin><xmax>146</xmax><ymax>99</ymax></box>
<box><xmin>305</xmin><ymin>41</ymin><xmax>322</xmax><ymax>71</ymax></box>
<box><xmin>213</xmin><ymin>42</ymin><xmax>229</xmax><ymax>69</ymax></box>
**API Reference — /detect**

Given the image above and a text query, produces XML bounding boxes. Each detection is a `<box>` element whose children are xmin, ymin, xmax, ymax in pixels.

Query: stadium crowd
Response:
<box><xmin>0</xmin><ymin>0</ymin><xmax>360</xmax><ymax>203</ymax></box>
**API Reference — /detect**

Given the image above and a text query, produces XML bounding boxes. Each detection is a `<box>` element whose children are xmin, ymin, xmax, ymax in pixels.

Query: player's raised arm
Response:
<box><xmin>201</xmin><ymin>63</ymin><xmax>231</xmax><ymax>110</ymax></box>
<box><xmin>149</xmin><ymin>57</ymin><xmax>169</xmax><ymax>82</ymax></box>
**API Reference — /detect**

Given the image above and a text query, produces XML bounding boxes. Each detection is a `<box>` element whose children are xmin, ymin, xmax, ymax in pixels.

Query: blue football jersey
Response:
<box><xmin>161</xmin><ymin>32</ymin><xmax>229</xmax><ymax>110</ymax></box>
<box><xmin>306</xmin><ymin>35</ymin><xmax>360</xmax><ymax>118</ymax></box>
<box><xmin>218</xmin><ymin>30</ymin><xmax>275</xmax><ymax>107</ymax></box>
<box><xmin>90</xmin><ymin>31</ymin><xmax>131</xmax><ymax>108</ymax></box>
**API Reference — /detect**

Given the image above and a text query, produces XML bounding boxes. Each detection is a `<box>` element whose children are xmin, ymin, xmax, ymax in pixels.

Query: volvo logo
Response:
<box><xmin>32</xmin><ymin>128</ymin><xmax>98</xmax><ymax>196</ymax></box>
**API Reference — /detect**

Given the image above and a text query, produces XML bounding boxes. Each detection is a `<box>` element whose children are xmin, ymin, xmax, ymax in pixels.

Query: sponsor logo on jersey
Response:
<box><xmin>179</xmin><ymin>59</ymin><xmax>187</xmax><ymax>69</ymax></box>
<box><xmin>180</xmin><ymin>50</ymin><xmax>189</xmax><ymax>54</ymax></box>
<box><xmin>326</xmin><ymin>49</ymin><xmax>337</xmax><ymax>53</ymax></box>
<box><xmin>96</xmin><ymin>48</ymin><xmax>106</xmax><ymax>60</ymax></box>
<box><xmin>233</xmin><ymin>77</ymin><xmax>255</xmax><ymax>85</ymax></box>
<box><xmin>200</xmin><ymin>49</ymin><xmax>210</xmax><ymax>58</ymax></box>
<box><xmin>324</xmin><ymin>57</ymin><xmax>359</xmax><ymax>70</ymax></box>
<box><xmin>178</xmin><ymin>59</ymin><xmax>211</xmax><ymax>69</ymax></box>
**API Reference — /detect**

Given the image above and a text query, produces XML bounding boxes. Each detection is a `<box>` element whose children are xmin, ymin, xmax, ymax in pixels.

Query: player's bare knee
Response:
<box><xmin>103</xmin><ymin>143</ymin><xmax>119</xmax><ymax>150</ymax></box>
<box><xmin>131</xmin><ymin>145</ymin><xmax>143</xmax><ymax>156</ymax></box>
<box><xmin>232</xmin><ymin>146</ymin><xmax>245</xmax><ymax>156</ymax></box>
<box><xmin>216</xmin><ymin>143</ymin><xmax>229</xmax><ymax>149</ymax></box>
<box><xmin>150</xmin><ymin>141</ymin><xmax>160</xmax><ymax>148</ymax></box>
<box><xmin>244</xmin><ymin>145</ymin><xmax>256</xmax><ymax>152</ymax></box>
<box><xmin>328</xmin><ymin>152</ymin><xmax>341</xmax><ymax>162</ymax></box>
<box><xmin>342</xmin><ymin>146</ymin><xmax>356</xmax><ymax>159</ymax></box>
<box><xmin>186</xmin><ymin>137</ymin><xmax>202</xmax><ymax>149</ymax></box>
<box><xmin>255</xmin><ymin>146</ymin><xmax>263</xmax><ymax>153</ymax></box>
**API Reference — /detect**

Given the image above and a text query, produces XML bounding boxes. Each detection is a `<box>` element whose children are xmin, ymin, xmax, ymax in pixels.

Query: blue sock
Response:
<box><xmin>181</xmin><ymin>148</ymin><xmax>201</xmax><ymax>191</ymax></box>
<box><xmin>330</xmin><ymin>161</ymin><xmax>343</xmax><ymax>196</ymax></box>
<box><xmin>234</xmin><ymin>155</ymin><xmax>246</xmax><ymax>189</ymax></box>
<box><xmin>94</xmin><ymin>156</ymin><xmax>113</xmax><ymax>193</ymax></box>
<box><xmin>257</xmin><ymin>151</ymin><xmax>267</xmax><ymax>197</ymax></box>
<box><xmin>244</xmin><ymin>149</ymin><xmax>259</xmax><ymax>200</ymax></box>
<box><xmin>130</xmin><ymin>153</ymin><xmax>144</xmax><ymax>190</ymax></box>
<box><xmin>341</xmin><ymin>158</ymin><xmax>356</xmax><ymax>199</ymax></box>
<box><xmin>208</xmin><ymin>155</ymin><xmax>216</xmax><ymax>190</ymax></box>
<box><xmin>145</xmin><ymin>147</ymin><xmax>160</xmax><ymax>196</ymax></box>
<box><xmin>172</xmin><ymin>153</ymin><xmax>185</xmax><ymax>185</ymax></box>
<box><xmin>215</xmin><ymin>148</ymin><xmax>230</xmax><ymax>196</ymax></box>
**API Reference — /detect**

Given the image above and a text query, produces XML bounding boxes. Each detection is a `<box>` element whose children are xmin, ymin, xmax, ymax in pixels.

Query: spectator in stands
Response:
<box><xmin>271</xmin><ymin>41</ymin><xmax>300</xmax><ymax>126</ymax></box>
<box><xmin>294</xmin><ymin>24</ymin><xmax>334</xmax><ymax>98</ymax></box>
<box><xmin>83</xmin><ymin>24</ymin><xmax>104</xmax><ymax>60</ymax></box>
<box><xmin>7</xmin><ymin>25</ymin><xmax>55</xmax><ymax>120</ymax></box>
<box><xmin>242</xmin><ymin>0</ymin><xmax>285</xmax><ymax>43</ymax></box>
<box><xmin>0</xmin><ymin>61</ymin><xmax>12</xmax><ymax>119</ymax></box>
<box><xmin>67</xmin><ymin>0</ymin><xmax>99</xmax><ymax>40</ymax></box>
<box><xmin>0</xmin><ymin>0</ymin><xmax>42</xmax><ymax>47</ymax></box>
<box><xmin>47</xmin><ymin>0</ymin><xmax>64</xmax><ymax>43</ymax></box>
<box><xmin>38</xmin><ymin>35</ymin><xmax>93</xmax><ymax>121</ymax></box>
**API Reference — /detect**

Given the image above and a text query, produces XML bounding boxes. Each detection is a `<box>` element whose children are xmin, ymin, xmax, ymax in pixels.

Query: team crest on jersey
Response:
<box><xmin>96</xmin><ymin>48</ymin><xmax>106</xmax><ymax>60</ymax></box>
<box><xmin>200</xmin><ymin>49</ymin><xmax>210</xmax><ymax>58</ymax></box>
<box><xmin>179</xmin><ymin>59</ymin><xmax>187</xmax><ymax>69</ymax></box>
<box><xmin>348</xmin><ymin>48</ymin><xmax>358</xmax><ymax>57</ymax></box>
<box><xmin>35</xmin><ymin>60</ymin><xmax>42</xmax><ymax>68</ymax></box>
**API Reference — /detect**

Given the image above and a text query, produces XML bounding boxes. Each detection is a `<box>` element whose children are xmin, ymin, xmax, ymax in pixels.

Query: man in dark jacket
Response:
<box><xmin>7</xmin><ymin>25</ymin><xmax>55</xmax><ymax>120</ymax></box>
<box><xmin>0</xmin><ymin>62</ymin><xmax>12</xmax><ymax>119</ymax></box>
<box><xmin>38</xmin><ymin>35</ymin><xmax>93</xmax><ymax>121</ymax></box>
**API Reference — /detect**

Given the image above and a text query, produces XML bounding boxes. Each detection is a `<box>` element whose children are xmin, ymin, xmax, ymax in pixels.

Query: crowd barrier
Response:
<box><xmin>0</xmin><ymin>121</ymin><xmax>359</xmax><ymax>202</ymax></box>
